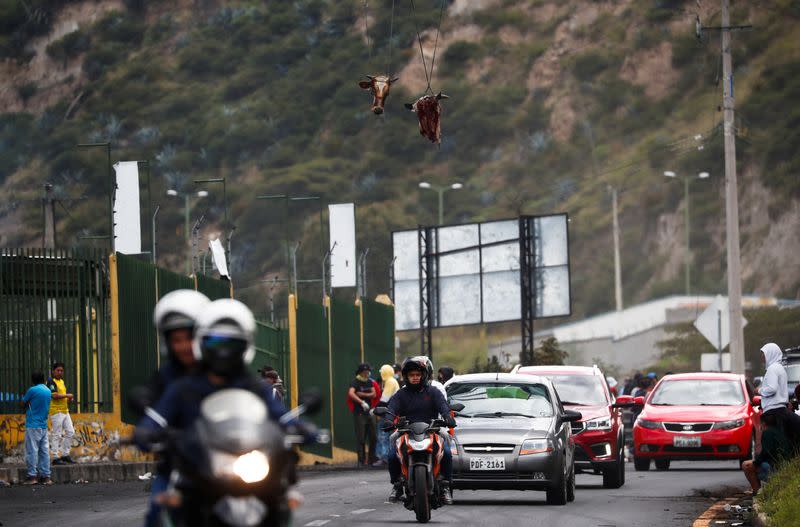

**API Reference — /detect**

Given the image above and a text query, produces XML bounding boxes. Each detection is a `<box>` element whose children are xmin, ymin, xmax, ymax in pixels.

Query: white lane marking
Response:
<box><xmin>305</xmin><ymin>521</ymin><xmax>331</xmax><ymax>526</ymax></box>
<box><xmin>351</xmin><ymin>508</ymin><xmax>375</xmax><ymax>515</ymax></box>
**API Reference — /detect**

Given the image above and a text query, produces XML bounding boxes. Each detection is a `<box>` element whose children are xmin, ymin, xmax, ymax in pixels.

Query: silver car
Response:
<box><xmin>446</xmin><ymin>373</ymin><xmax>581</xmax><ymax>505</ymax></box>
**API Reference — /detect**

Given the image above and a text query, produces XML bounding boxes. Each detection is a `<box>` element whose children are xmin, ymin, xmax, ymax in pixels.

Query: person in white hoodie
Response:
<box><xmin>759</xmin><ymin>343</ymin><xmax>788</xmax><ymax>414</ymax></box>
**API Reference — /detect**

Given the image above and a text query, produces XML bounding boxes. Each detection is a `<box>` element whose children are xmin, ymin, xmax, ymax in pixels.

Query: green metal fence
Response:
<box><xmin>116</xmin><ymin>253</ymin><xmax>233</xmax><ymax>423</ymax></box>
<box><xmin>295</xmin><ymin>299</ymin><xmax>333</xmax><ymax>458</ymax></box>
<box><xmin>330</xmin><ymin>296</ymin><xmax>362</xmax><ymax>453</ymax></box>
<box><xmin>0</xmin><ymin>249</ymin><xmax>112</xmax><ymax>414</ymax></box>
<box><xmin>251</xmin><ymin>322</ymin><xmax>289</xmax><ymax>398</ymax></box>
<box><xmin>362</xmin><ymin>298</ymin><xmax>395</xmax><ymax>370</ymax></box>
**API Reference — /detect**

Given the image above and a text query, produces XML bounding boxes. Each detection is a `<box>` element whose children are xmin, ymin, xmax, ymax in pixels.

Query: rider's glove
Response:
<box><xmin>360</xmin><ymin>401</ymin><xmax>370</xmax><ymax>412</ymax></box>
<box><xmin>445</xmin><ymin>415</ymin><xmax>457</xmax><ymax>428</ymax></box>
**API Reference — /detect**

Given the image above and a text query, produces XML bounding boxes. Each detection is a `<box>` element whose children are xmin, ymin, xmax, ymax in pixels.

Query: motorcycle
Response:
<box><xmin>141</xmin><ymin>388</ymin><xmax>327</xmax><ymax>527</ymax></box>
<box><xmin>374</xmin><ymin>404</ymin><xmax>463</xmax><ymax>524</ymax></box>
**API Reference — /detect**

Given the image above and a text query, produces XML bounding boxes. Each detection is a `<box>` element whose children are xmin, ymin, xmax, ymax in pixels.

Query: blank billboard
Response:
<box><xmin>392</xmin><ymin>214</ymin><xmax>570</xmax><ymax>331</ymax></box>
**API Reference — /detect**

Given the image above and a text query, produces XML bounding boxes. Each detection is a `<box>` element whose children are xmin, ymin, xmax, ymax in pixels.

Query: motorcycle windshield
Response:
<box><xmin>201</xmin><ymin>389</ymin><xmax>268</xmax><ymax>424</ymax></box>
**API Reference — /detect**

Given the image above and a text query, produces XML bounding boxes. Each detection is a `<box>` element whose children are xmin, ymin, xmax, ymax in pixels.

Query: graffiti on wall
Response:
<box><xmin>0</xmin><ymin>414</ymin><xmax>150</xmax><ymax>463</ymax></box>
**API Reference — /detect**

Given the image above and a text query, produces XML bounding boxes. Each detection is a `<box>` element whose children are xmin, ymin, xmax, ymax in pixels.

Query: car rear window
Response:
<box><xmin>547</xmin><ymin>375</ymin><xmax>607</xmax><ymax>406</ymax></box>
<box><xmin>447</xmin><ymin>382</ymin><xmax>554</xmax><ymax>418</ymax></box>
<box><xmin>650</xmin><ymin>379</ymin><xmax>744</xmax><ymax>406</ymax></box>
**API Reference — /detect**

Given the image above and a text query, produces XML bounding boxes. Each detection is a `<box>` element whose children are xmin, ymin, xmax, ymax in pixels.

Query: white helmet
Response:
<box><xmin>153</xmin><ymin>290</ymin><xmax>210</xmax><ymax>355</ymax></box>
<box><xmin>192</xmin><ymin>298</ymin><xmax>256</xmax><ymax>376</ymax></box>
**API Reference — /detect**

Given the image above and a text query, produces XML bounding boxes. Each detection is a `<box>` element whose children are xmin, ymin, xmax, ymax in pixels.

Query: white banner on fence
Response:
<box><xmin>113</xmin><ymin>161</ymin><xmax>142</xmax><ymax>254</ymax></box>
<box><xmin>209</xmin><ymin>238</ymin><xmax>229</xmax><ymax>278</ymax></box>
<box><xmin>328</xmin><ymin>203</ymin><xmax>357</xmax><ymax>288</ymax></box>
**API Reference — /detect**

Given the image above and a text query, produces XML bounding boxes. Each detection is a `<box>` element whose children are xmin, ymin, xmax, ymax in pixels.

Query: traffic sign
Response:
<box><xmin>693</xmin><ymin>295</ymin><xmax>748</xmax><ymax>351</ymax></box>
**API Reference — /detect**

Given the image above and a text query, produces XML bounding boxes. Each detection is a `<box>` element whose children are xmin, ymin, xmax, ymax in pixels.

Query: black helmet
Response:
<box><xmin>401</xmin><ymin>356</ymin><xmax>432</xmax><ymax>387</ymax></box>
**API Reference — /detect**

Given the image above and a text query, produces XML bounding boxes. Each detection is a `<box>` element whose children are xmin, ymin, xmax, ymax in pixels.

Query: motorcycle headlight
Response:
<box><xmin>636</xmin><ymin>418</ymin><xmax>661</xmax><ymax>430</ymax></box>
<box><xmin>520</xmin><ymin>438</ymin><xmax>553</xmax><ymax>455</ymax></box>
<box><xmin>233</xmin><ymin>450</ymin><xmax>270</xmax><ymax>483</ymax></box>
<box><xmin>407</xmin><ymin>437</ymin><xmax>432</xmax><ymax>451</ymax></box>
<box><xmin>585</xmin><ymin>417</ymin><xmax>613</xmax><ymax>431</ymax></box>
<box><xmin>714</xmin><ymin>419</ymin><xmax>745</xmax><ymax>430</ymax></box>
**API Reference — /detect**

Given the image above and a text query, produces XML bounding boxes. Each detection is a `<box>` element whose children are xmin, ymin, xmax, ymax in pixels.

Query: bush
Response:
<box><xmin>759</xmin><ymin>455</ymin><xmax>800</xmax><ymax>527</ymax></box>
<box><xmin>46</xmin><ymin>29</ymin><xmax>90</xmax><ymax>66</ymax></box>
<box><xmin>16</xmin><ymin>82</ymin><xmax>37</xmax><ymax>103</ymax></box>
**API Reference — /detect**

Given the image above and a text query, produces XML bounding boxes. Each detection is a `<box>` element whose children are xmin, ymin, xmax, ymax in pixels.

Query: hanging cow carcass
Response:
<box><xmin>405</xmin><ymin>92</ymin><xmax>449</xmax><ymax>145</ymax></box>
<box><xmin>358</xmin><ymin>75</ymin><xmax>399</xmax><ymax>115</ymax></box>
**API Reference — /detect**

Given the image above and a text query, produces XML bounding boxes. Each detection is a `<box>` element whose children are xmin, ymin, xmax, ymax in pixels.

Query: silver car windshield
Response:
<box><xmin>650</xmin><ymin>380</ymin><xmax>745</xmax><ymax>406</ymax></box>
<box><xmin>548</xmin><ymin>375</ymin><xmax>607</xmax><ymax>406</ymax></box>
<box><xmin>447</xmin><ymin>383</ymin><xmax>554</xmax><ymax>418</ymax></box>
<box><xmin>200</xmin><ymin>388</ymin><xmax>268</xmax><ymax>424</ymax></box>
<box><xmin>787</xmin><ymin>365</ymin><xmax>800</xmax><ymax>383</ymax></box>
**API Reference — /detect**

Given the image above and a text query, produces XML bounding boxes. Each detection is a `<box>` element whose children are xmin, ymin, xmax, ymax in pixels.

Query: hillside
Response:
<box><xmin>1</xmin><ymin>0</ymin><xmax>799</xmax><ymax>329</ymax></box>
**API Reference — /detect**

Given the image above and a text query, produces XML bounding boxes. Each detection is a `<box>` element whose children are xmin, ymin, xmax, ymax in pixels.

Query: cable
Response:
<box><xmin>427</xmin><ymin>0</ymin><xmax>447</xmax><ymax>93</ymax></box>
<box><xmin>386</xmin><ymin>0</ymin><xmax>396</xmax><ymax>75</ymax></box>
<box><xmin>409</xmin><ymin>0</ymin><xmax>432</xmax><ymax>92</ymax></box>
<box><xmin>363</xmin><ymin>0</ymin><xmax>372</xmax><ymax>61</ymax></box>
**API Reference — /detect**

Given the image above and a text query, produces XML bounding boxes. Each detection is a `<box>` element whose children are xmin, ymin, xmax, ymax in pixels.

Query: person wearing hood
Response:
<box><xmin>759</xmin><ymin>342</ymin><xmax>800</xmax><ymax>449</ymax></box>
<box><xmin>374</xmin><ymin>365</ymin><xmax>402</xmax><ymax>466</ymax></box>
<box><xmin>348</xmin><ymin>363</ymin><xmax>378</xmax><ymax>467</ymax></box>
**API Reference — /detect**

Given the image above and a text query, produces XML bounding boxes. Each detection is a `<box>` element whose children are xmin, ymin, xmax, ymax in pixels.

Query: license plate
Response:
<box><xmin>469</xmin><ymin>457</ymin><xmax>505</xmax><ymax>470</ymax></box>
<box><xmin>673</xmin><ymin>435</ymin><xmax>701</xmax><ymax>448</ymax></box>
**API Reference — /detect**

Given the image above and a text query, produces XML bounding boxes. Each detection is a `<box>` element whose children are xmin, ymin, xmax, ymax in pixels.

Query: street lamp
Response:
<box><xmin>418</xmin><ymin>181</ymin><xmax>463</xmax><ymax>225</ymax></box>
<box><xmin>194</xmin><ymin>178</ymin><xmax>230</xmax><ymax>263</ymax></box>
<box><xmin>167</xmin><ymin>189</ymin><xmax>208</xmax><ymax>274</ymax></box>
<box><xmin>663</xmin><ymin>170</ymin><xmax>710</xmax><ymax>295</ymax></box>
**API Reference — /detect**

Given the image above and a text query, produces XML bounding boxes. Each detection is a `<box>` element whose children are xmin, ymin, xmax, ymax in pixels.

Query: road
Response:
<box><xmin>0</xmin><ymin>461</ymin><xmax>746</xmax><ymax>527</ymax></box>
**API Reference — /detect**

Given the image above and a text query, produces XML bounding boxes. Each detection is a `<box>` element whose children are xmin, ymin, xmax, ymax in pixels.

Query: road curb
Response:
<box><xmin>0</xmin><ymin>462</ymin><xmax>156</xmax><ymax>485</ymax></box>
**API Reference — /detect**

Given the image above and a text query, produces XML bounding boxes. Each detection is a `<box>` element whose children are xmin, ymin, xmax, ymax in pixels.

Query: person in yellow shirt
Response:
<box><xmin>47</xmin><ymin>362</ymin><xmax>75</xmax><ymax>465</ymax></box>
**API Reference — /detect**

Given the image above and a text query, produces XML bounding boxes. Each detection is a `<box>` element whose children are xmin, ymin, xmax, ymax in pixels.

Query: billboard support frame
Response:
<box><xmin>418</xmin><ymin>226</ymin><xmax>435</xmax><ymax>358</ymax></box>
<box><xmin>519</xmin><ymin>215</ymin><xmax>536</xmax><ymax>366</ymax></box>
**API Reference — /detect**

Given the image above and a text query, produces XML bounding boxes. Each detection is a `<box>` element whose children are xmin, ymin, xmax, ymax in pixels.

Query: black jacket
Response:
<box><xmin>386</xmin><ymin>383</ymin><xmax>450</xmax><ymax>426</ymax></box>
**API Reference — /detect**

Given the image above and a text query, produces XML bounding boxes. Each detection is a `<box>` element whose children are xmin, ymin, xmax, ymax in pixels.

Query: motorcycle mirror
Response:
<box><xmin>299</xmin><ymin>390</ymin><xmax>324</xmax><ymax>415</ymax></box>
<box><xmin>127</xmin><ymin>386</ymin><xmax>152</xmax><ymax>418</ymax></box>
<box><xmin>450</xmin><ymin>403</ymin><xmax>465</xmax><ymax>412</ymax></box>
<box><xmin>373</xmin><ymin>406</ymin><xmax>389</xmax><ymax>417</ymax></box>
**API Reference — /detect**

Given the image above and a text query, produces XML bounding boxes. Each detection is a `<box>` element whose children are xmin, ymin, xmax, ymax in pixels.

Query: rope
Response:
<box><xmin>409</xmin><ymin>0</ymin><xmax>447</xmax><ymax>94</ymax></box>
<box><xmin>386</xmin><ymin>0</ymin><xmax>396</xmax><ymax>75</ymax></box>
<box><xmin>363</xmin><ymin>0</ymin><xmax>372</xmax><ymax>60</ymax></box>
<box><xmin>409</xmin><ymin>0</ymin><xmax>432</xmax><ymax>92</ymax></box>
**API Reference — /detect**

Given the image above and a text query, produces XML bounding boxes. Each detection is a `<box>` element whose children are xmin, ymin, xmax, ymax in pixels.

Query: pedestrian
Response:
<box><xmin>758</xmin><ymin>343</ymin><xmax>800</xmax><ymax>449</ymax></box>
<box><xmin>20</xmin><ymin>372</ymin><xmax>53</xmax><ymax>485</ymax></box>
<box><xmin>47</xmin><ymin>361</ymin><xmax>75</xmax><ymax>465</ymax></box>
<box><xmin>374</xmin><ymin>364</ymin><xmax>401</xmax><ymax>466</ymax></box>
<box><xmin>437</xmin><ymin>366</ymin><xmax>455</xmax><ymax>385</ymax></box>
<box><xmin>347</xmin><ymin>363</ymin><xmax>377</xmax><ymax>467</ymax></box>
<box><xmin>393</xmin><ymin>363</ymin><xmax>403</xmax><ymax>384</ymax></box>
<box><xmin>741</xmin><ymin>411</ymin><xmax>792</xmax><ymax>494</ymax></box>
<box><xmin>259</xmin><ymin>365</ymin><xmax>286</xmax><ymax>401</ymax></box>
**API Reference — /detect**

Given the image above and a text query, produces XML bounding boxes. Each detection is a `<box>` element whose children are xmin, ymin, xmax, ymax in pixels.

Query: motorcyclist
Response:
<box><xmin>384</xmin><ymin>357</ymin><xmax>456</xmax><ymax>505</ymax></box>
<box><xmin>139</xmin><ymin>289</ymin><xmax>210</xmax><ymax>527</ymax></box>
<box><xmin>135</xmin><ymin>298</ymin><xmax>302</xmax><ymax>448</ymax></box>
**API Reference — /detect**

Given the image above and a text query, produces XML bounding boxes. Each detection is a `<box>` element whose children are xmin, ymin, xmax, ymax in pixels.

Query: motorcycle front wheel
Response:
<box><xmin>413</xmin><ymin>465</ymin><xmax>431</xmax><ymax>523</ymax></box>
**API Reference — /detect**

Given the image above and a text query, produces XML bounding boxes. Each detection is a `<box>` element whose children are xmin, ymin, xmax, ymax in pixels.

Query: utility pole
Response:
<box><xmin>609</xmin><ymin>186</ymin><xmax>623</xmax><ymax>311</ymax></box>
<box><xmin>721</xmin><ymin>0</ymin><xmax>745</xmax><ymax>375</ymax></box>
<box><xmin>43</xmin><ymin>183</ymin><xmax>56</xmax><ymax>249</ymax></box>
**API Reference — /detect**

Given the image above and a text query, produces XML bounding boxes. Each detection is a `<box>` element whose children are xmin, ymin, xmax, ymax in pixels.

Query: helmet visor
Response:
<box><xmin>202</xmin><ymin>335</ymin><xmax>248</xmax><ymax>355</ymax></box>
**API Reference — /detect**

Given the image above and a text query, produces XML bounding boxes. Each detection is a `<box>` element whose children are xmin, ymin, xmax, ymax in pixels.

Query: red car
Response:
<box><xmin>515</xmin><ymin>365</ymin><xmax>637</xmax><ymax>488</ymax></box>
<box><xmin>632</xmin><ymin>372</ymin><xmax>761</xmax><ymax>471</ymax></box>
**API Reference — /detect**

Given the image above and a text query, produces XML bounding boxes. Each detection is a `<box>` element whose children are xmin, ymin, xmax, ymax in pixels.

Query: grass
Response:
<box><xmin>758</xmin><ymin>455</ymin><xmax>800</xmax><ymax>527</ymax></box>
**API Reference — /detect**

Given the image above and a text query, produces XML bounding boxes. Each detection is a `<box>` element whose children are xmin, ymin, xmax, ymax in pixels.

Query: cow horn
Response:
<box><xmin>390</xmin><ymin>76</ymin><xmax>399</xmax><ymax>83</ymax></box>
<box><xmin>436</xmin><ymin>92</ymin><xmax>449</xmax><ymax>100</ymax></box>
<box><xmin>365</xmin><ymin>75</ymin><xmax>375</xmax><ymax>80</ymax></box>
<box><xmin>404</xmin><ymin>102</ymin><xmax>414</xmax><ymax>110</ymax></box>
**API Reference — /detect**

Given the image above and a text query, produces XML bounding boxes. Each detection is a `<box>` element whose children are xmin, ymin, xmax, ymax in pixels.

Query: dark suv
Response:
<box><xmin>514</xmin><ymin>365</ymin><xmax>639</xmax><ymax>488</ymax></box>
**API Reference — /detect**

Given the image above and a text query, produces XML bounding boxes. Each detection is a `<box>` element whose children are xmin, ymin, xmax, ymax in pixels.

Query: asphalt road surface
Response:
<box><xmin>0</xmin><ymin>461</ymin><xmax>746</xmax><ymax>527</ymax></box>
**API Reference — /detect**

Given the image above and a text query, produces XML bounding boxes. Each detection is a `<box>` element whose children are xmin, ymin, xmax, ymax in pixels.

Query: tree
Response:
<box><xmin>520</xmin><ymin>337</ymin><xmax>568</xmax><ymax>366</ymax></box>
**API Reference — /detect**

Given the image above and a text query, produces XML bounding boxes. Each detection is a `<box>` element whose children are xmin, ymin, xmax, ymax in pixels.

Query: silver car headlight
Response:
<box><xmin>520</xmin><ymin>438</ymin><xmax>553</xmax><ymax>455</ymax></box>
<box><xmin>714</xmin><ymin>418</ymin><xmax>745</xmax><ymax>430</ymax></box>
<box><xmin>210</xmin><ymin>450</ymin><xmax>270</xmax><ymax>483</ymax></box>
<box><xmin>585</xmin><ymin>417</ymin><xmax>613</xmax><ymax>431</ymax></box>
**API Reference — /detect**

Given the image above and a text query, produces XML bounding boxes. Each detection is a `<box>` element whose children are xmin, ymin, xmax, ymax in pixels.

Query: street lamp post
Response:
<box><xmin>418</xmin><ymin>181</ymin><xmax>463</xmax><ymax>225</ymax></box>
<box><xmin>194</xmin><ymin>178</ymin><xmax>229</xmax><ymax>263</ymax></box>
<box><xmin>167</xmin><ymin>189</ymin><xmax>208</xmax><ymax>274</ymax></box>
<box><xmin>664</xmin><ymin>171</ymin><xmax>710</xmax><ymax>295</ymax></box>
<box><xmin>77</xmin><ymin>142</ymin><xmax>113</xmax><ymax>250</ymax></box>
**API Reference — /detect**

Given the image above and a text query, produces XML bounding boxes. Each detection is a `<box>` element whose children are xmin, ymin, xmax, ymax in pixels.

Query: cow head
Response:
<box><xmin>358</xmin><ymin>75</ymin><xmax>399</xmax><ymax>115</ymax></box>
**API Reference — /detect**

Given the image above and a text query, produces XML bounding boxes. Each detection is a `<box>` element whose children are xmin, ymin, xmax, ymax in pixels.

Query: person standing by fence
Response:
<box><xmin>47</xmin><ymin>362</ymin><xmax>75</xmax><ymax>465</ymax></box>
<box><xmin>348</xmin><ymin>363</ymin><xmax>377</xmax><ymax>467</ymax></box>
<box><xmin>21</xmin><ymin>372</ymin><xmax>53</xmax><ymax>485</ymax></box>
<box><xmin>374</xmin><ymin>364</ymin><xmax>401</xmax><ymax>466</ymax></box>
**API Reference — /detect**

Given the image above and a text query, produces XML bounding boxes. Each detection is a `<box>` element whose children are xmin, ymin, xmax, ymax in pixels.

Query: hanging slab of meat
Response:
<box><xmin>405</xmin><ymin>92</ymin><xmax>449</xmax><ymax>144</ymax></box>
<box><xmin>358</xmin><ymin>75</ymin><xmax>399</xmax><ymax>115</ymax></box>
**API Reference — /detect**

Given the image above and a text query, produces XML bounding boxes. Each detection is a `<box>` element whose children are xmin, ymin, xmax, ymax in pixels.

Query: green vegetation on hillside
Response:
<box><xmin>0</xmin><ymin>0</ymin><xmax>798</xmax><ymax>333</ymax></box>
